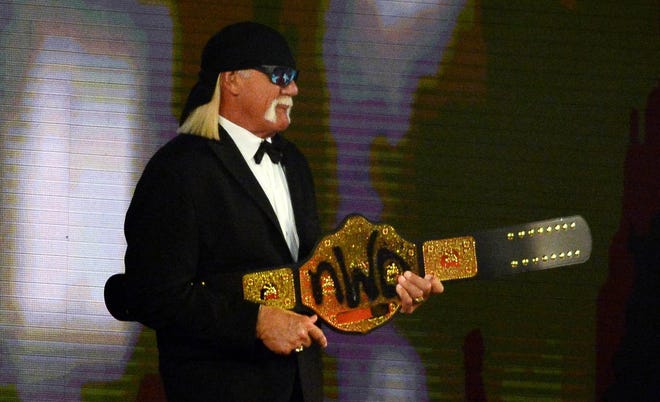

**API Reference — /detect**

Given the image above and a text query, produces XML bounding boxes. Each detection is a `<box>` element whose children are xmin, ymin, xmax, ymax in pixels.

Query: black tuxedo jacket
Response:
<box><xmin>123</xmin><ymin>130</ymin><xmax>323</xmax><ymax>401</ymax></box>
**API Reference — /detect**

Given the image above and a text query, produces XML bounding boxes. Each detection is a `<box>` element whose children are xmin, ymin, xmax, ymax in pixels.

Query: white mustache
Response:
<box><xmin>276</xmin><ymin>96</ymin><xmax>293</xmax><ymax>107</ymax></box>
<box><xmin>265</xmin><ymin>96</ymin><xmax>293</xmax><ymax>123</ymax></box>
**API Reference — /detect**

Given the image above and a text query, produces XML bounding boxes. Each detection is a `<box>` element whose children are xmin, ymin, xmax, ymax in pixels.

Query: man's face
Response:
<box><xmin>238</xmin><ymin>69</ymin><xmax>298</xmax><ymax>138</ymax></box>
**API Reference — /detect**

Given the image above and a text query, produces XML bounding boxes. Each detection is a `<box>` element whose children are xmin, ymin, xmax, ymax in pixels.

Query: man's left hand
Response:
<box><xmin>396</xmin><ymin>271</ymin><xmax>444</xmax><ymax>314</ymax></box>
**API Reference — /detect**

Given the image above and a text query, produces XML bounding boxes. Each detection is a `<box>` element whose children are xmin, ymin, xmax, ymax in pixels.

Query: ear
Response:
<box><xmin>220</xmin><ymin>71</ymin><xmax>241</xmax><ymax>95</ymax></box>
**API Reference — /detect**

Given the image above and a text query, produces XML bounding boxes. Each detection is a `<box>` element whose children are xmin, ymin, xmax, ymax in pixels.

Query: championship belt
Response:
<box><xmin>242</xmin><ymin>215</ymin><xmax>592</xmax><ymax>334</ymax></box>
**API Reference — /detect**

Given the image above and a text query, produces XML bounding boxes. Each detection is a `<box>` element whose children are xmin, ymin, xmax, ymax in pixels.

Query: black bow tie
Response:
<box><xmin>254</xmin><ymin>140</ymin><xmax>283</xmax><ymax>164</ymax></box>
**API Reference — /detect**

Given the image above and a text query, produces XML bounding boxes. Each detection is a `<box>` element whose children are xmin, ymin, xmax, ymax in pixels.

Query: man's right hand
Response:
<box><xmin>256</xmin><ymin>305</ymin><xmax>328</xmax><ymax>355</ymax></box>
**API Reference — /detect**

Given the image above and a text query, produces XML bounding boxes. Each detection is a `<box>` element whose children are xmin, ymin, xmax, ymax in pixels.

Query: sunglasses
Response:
<box><xmin>253</xmin><ymin>65</ymin><xmax>298</xmax><ymax>87</ymax></box>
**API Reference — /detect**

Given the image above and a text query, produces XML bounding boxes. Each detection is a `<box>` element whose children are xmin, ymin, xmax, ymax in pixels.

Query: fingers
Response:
<box><xmin>396</xmin><ymin>271</ymin><xmax>444</xmax><ymax>314</ymax></box>
<box><xmin>290</xmin><ymin>314</ymin><xmax>327</xmax><ymax>353</ymax></box>
<box><xmin>397</xmin><ymin>271</ymin><xmax>429</xmax><ymax>307</ymax></box>
<box><xmin>305</xmin><ymin>315</ymin><xmax>328</xmax><ymax>348</ymax></box>
<box><xmin>256</xmin><ymin>306</ymin><xmax>327</xmax><ymax>355</ymax></box>
<box><xmin>426</xmin><ymin>274</ymin><xmax>444</xmax><ymax>294</ymax></box>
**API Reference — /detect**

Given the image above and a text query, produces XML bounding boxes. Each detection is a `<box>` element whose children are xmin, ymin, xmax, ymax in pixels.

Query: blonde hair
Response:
<box><xmin>176</xmin><ymin>70</ymin><xmax>255</xmax><ymax>140</ymax></box>
<box><xmin>177</xmin><ymin>74</ymin><xmax>222</xmax><ymax>140</ymax></box>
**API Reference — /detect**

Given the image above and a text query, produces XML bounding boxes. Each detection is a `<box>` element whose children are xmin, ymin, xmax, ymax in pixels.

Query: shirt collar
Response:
<box><xmin>219</xmin><ymin>116</ymin><xmax>272</xmax><ymax>164</ymax></box>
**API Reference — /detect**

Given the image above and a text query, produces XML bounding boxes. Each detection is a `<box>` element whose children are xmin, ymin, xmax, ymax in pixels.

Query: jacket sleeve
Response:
<box><xmin>123</xmin><ymin>155</ymin><xmax>260</xmax><ymax>353</ymax></box>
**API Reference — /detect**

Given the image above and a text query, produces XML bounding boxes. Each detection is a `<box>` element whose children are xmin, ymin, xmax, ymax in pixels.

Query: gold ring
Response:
<box><xmin>294</xmin><ymin>345</ymin><xmax>304</xmax><ymax>353</ymax></box>
<box><xmin>413</xmin><ymin>296</ymin><xmax>425</xmax><ymax>304</ymax></box>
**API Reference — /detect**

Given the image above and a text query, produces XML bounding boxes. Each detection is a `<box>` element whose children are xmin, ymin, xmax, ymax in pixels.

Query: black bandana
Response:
<box><xmin>179</xmin><ymin>21</ymin><xmax>296</xmax><ymax>124</ymax></box>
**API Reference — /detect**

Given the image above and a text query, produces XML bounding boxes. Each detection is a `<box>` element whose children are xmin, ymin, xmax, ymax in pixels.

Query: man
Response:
<box><xmin>123</xmin><ymin>21</ymin><xmax>443</xmax><ymax>401</ymax></box>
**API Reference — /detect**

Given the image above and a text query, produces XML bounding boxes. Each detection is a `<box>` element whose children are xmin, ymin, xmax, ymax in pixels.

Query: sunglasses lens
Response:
<box><xmin>271</xmin><ymin>67</ymin><xmax>298</xmax><ymax>87</ymax></box>
<box><xmin>255</xmin><ymin>65</ymin><xmax>298</xmax><ymax>87</ymax></box>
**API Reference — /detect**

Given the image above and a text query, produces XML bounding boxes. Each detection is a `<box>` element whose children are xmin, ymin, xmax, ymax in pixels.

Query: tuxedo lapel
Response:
<box><xmin>206</xmin><ymin>129</ymin><xmax>281</xmax><ymax>234</ymax></box>
<box><xmin>275</xmin><ymin>136</ymin><xmax>302</xmax><ymax>210</ymax></box>
<box><xmin>275</xmin><ymin>135</ymin><xmax>307</xmax><ymax>261</ymax></box>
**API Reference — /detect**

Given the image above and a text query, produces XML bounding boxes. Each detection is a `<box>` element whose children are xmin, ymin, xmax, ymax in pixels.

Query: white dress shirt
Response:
<box><xmin>219</xmin><ymin>116</ymin><xmax>300</xmax><ymax>261</ymax></box>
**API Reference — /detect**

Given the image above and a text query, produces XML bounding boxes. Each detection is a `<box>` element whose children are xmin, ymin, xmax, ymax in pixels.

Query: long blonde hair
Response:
<box><xmin>176</xmin><ymin>74</ymin><xmax>222</xmax><ymax>140</ymax></box>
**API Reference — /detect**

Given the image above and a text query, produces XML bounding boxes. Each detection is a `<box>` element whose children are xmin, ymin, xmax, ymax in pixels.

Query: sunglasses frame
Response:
<box><xmin>253</xmin><ymin>65</ymin><xmax>298</xmax><ymax>87</ymax></box>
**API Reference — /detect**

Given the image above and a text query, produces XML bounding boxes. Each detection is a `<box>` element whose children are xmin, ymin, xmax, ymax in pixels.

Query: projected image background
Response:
<box><xmin>1</xmin><ymin>1</ymin><xmax>658</xmax><ymax>401</ymax></box>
